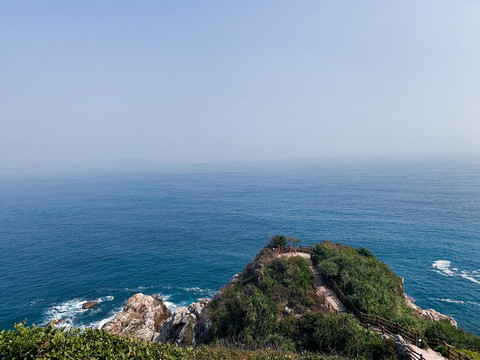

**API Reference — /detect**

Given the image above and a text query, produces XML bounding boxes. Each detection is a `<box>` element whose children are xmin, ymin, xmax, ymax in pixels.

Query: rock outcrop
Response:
<box><xmin>47</xmin><ymin>318</ymin><xmax>66</xmax><ymax>327</ymax></box>
<box><xmin>102</xmin><ymin>293</ymin><xmax>171</xmax><ymax>341</ymax></box>
<box><xmin>404</xmin><ymin>293</ymin><xmax>457</xmax><ymax>327</ymax></box>
<box><xmin>82</xmin><ymin>301</ymin><xmax>99</xmax><ymax>310</ymax></box>
<box><xmin>395</xmin><ymin>335</ymin><xmax>409</xmax><ymax>360</ymax></box>
<box><xmin>157</xmin><ymin>298</ymin><xmax>211</xmax><ymax>346</ymax></box>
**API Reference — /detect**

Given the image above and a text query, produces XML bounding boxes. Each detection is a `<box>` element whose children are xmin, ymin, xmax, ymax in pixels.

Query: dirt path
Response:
<box><xmin>408</xmin><ymin>345</ymin><xmax>447</xmax><ymax>360</ymax></box>
<box><xmin>283</xmin><ymin>252</ymin><xmax>447</xmax><ymax>359</ymax></box>
<box><xmin>311</xmin><ymin>266</ymin><xmax>347</xmax><ymax>313</ymax></box>
<box><xmin>281</xmin><ymin>252</ymin><xmax>347</xmax><ymax>313</ymax></box>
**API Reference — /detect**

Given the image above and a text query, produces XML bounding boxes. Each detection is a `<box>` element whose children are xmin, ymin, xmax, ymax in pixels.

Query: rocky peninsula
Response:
<box><xmin>96</xmin><ymin>238</ymin><xmax>477</xmax><ymax>360</ymax></box>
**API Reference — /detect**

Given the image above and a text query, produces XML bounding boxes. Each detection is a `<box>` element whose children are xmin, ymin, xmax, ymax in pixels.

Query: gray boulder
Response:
<box><xmin>157</xmin><ymin>298</ymin><xmax>211</xmax><ymax>346</ymax></box>
<box><xmin>102</xmin><ymin>293</ymin><xmax>171</xmax><ymax>341</ymax></box>
<box><xmin>395</xmin><ymin>335</ymin><xmax>409</xmax><ymax>360</ymax></box>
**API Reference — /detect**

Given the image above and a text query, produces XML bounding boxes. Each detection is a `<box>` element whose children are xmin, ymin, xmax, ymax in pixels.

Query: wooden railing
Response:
<box><xmin>426</xmin><ymin>338</ymin><xmax>473</xmax><ymax>360</ymax></box>
<box><xmin>407</xmin><ymin>347</ymin><xmax>426</xmax><ymax>360</ymax></box>
<box><xmin>270</xmin><ymin>245</ymin><xmax>313</xmax><ymax>255</ymax></box>
<box><xmin>354</xmin><ymin>311</ymin><xmax>419</xmax><ymax>345</ymax></box>
<box><xmin>322</xmin><ymin>274</ymin><xmax>472</xmax><ymax>360</ymax></box>
<box><xmin>270</xmin><ymin>245</ymin><xmax>473</xmax><ymax>360</ymax></box>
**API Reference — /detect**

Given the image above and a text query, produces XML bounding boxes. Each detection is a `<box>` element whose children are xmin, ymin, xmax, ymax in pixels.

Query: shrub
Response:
<box><xmin>267</xmin><ymin>234</ymin><xmax>288</xmax><ymax>249</ymax></box>
<box><xmin>0</xmin><ymin>324</ymin><xmax>344</xmax><ymax>360</ymax></box>
<box><xmin>312</xmin><ymin>241</ymin><xmax>403</xmax><ymax>318</ymax></box>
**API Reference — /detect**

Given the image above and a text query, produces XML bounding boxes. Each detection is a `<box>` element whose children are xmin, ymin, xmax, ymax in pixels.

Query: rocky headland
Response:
<box><xmin>101</xmin><ymin>243</ymin><xmax>460</xmax><ymax>352</ymax></box>
<box><xmin>7</xmin><ymin>239</ymin><xmax>478</xmax><ymax>360</ymax></box>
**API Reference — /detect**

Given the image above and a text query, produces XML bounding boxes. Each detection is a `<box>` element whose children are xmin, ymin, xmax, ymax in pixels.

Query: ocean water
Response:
<box><xmin>0</xmin><ymin>157</ymin><xmax>479</xmax><ymax>335</ymax></box>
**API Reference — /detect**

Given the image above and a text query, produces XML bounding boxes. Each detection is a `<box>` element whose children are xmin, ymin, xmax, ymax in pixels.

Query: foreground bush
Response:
<box><xmin>0</xmin><ymin>324</ymin><xmax>343</xmax><ymax>360</ymax></box>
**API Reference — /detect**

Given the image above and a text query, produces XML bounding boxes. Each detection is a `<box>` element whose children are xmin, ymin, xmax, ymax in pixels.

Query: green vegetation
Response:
<box><xmin>422</xmin><ymin>320</ymin><xmax>480</xmax><ymax>354</ymax></box>
<box><xmin>312</xmin><ymin>240</ymin><xmax>480</xmax><ymax>354</ymax></box>
<box><xmin>0</xmin><ymin>324</ymin><xmax>343</xmax><ymax>360</ymax></box>
<box><xmin>311</xmin><ymin>241</ymin><xmax>403</xmax><ymax>318</ymax></box>
<box><xmin>209</xmin><ymin>245</ymin><xmax>396</xmax><ymax>359</ymax></box>
<box><xmin>459</xmin><ymin>349</ymin><xmax>480</xmax><ymax>360</ymax></box>
<box><xmin>266</xmin><ymin>234</ymin><xmax>288</xmax><ymax>248</ymax></box>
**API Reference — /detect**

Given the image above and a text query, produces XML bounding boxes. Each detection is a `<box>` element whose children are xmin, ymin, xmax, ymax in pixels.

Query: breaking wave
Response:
<box><xmin>43</xmin><ymin>296</ymin><xmax>114</xmax><ymax>328</ymax></box>
<box><xmin>432</xmin><ymin>261</ymin><xmax>480</xmax><ymax>285</ymax></box>
<box><xmin>182</xmin><ymin>286</ymin><xmax>217</xmax><ymax>297</ymax></box>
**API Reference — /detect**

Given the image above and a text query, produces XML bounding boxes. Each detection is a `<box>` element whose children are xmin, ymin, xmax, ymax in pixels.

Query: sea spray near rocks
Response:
<box><xmin>43</xmin><ymin>296</ymin><xmax>115</xmax><ymax>329</ymax></box>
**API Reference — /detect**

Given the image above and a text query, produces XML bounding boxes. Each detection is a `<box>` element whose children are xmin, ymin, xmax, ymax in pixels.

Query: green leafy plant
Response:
<box><xmin>266</xmin><ymin>234</ymin><xmax>288</xmax><ymax>248</ymax></box>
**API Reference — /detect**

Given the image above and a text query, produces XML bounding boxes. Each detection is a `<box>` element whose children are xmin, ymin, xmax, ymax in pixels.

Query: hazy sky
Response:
<box><xmin>1</xmin><ymin>1</ymin><xmax>480</xmax><ymax>169</ymax></box>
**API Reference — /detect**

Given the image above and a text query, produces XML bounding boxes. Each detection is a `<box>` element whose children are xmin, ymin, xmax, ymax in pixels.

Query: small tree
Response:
<box><xmin>288</xmin><ymin>236</ymin><xmax>301</xmax><ymax>251</ymax></box>
<box><xmin>267</xmin><ymin>234</ymin><xmax>288</xmax><ymax>249</ymax></box>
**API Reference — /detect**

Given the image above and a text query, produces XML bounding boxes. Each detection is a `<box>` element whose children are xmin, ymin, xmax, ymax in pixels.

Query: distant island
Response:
<box><xmin>2</xmin><ymin>237</ymin><xmax>479</xmax><ymax>360</ymax></box>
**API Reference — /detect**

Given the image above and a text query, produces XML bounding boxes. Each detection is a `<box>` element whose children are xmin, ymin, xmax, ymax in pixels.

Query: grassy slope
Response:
<box><xmin>312</xmin><ymin>240</ymin><xmax>480</xmax><ymax>355</ymax></box>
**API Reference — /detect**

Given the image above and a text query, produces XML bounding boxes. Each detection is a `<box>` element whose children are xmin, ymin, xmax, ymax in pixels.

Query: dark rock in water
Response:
<box><xmin>102</xmin><ymin>293</ymin><xmax>171</xmax><ymax>341</ymax></box>
<box><xmin>157</xmin><ymin>298</ymin><xmax>211</xmax><ymax>346</ymax></box>
<box><xmin>82</xmin><ymin>301</ymin><xmax>99</xmax><ymax>310</ymax></box>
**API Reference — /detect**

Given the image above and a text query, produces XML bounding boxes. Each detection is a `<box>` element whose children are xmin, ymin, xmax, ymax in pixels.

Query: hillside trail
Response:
<box><xmin>310</xmin><ymin>265</ymin><xmax>347</xmax><ymax>313</ymax></box>
<box><xmin>285</xmin><ymin>252</ymin><xmax>447</xmax><ymax>360</ymax></box>
<box><xmin>282</xmin><ymin>252</ymin><xmax>347</xmax><ymax>313</ymax></box>
<box><xmin>409</xmin><ymin>344</ymin><xmax>447</xmax><ymax>360</ymax></box>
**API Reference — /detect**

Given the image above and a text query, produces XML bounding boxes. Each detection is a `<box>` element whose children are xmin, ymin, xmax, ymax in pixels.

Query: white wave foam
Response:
<box><xmin>120</xmin><ymin>285</ymin><xmax>157</xmax><ymax>292</ymax></box>
<box><xmin>460</xmin><ymin>271</ymin><xmax>480</xmax><ymax>285</ymax></box>
<box><xmin>432</xmin><ymin>298</ymin><xmax>480</xmax><ymax>308</ymax></box>
<box><xmin>432</xmin><ymin>260</ymin><xmax>480</xmax><ymax>287</ymax></box>
<box><xmin>87</xmin><ymin>306</ymin><xmax>124</xmax><ymax>330</ymax></box>
<box><xmin>433</xmin><ymin>298</ymin><xmax>465</xmax><ymax>304</ymax></box>
<box><xmin>28</xmin><ymin>298</ymin><xmax>43</xmax><ymax>306</ymax></box>
<box><xmin>43</xmin><ymin>298</ymin><xmax>86</xmax><ymax>328</ymax></box>
<box><xmin>432</xmin><ymin>260</ymin><xmax>454</xmax><ymax>276</ymax></box>
<box><xmin>182</xmin><ymin>286</ymin><xmax>217</xmax><ymax>297</ymax></box>
<box><xmin>43</xmin><ymin>295</ymin><xmax>114</xmax><ymax>328</ymax></box>
<box><xmin>163</xmin><ymin>300</ymin><xmax>178</xmax><ymax>311</ymax></box>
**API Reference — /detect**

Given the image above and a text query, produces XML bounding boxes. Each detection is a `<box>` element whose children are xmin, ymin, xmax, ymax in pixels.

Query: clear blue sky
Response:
<box><xmin>1</xmin><ymin>1</ymin><xmax>479</xmax><ymax>169</ymax></box>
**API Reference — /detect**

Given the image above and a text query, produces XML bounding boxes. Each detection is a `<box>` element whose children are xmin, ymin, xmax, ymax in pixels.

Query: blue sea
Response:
<box><xmin>1</xmin><ymin>157</ymin><xmax>479</xmax><ymax>335</ymax></box>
